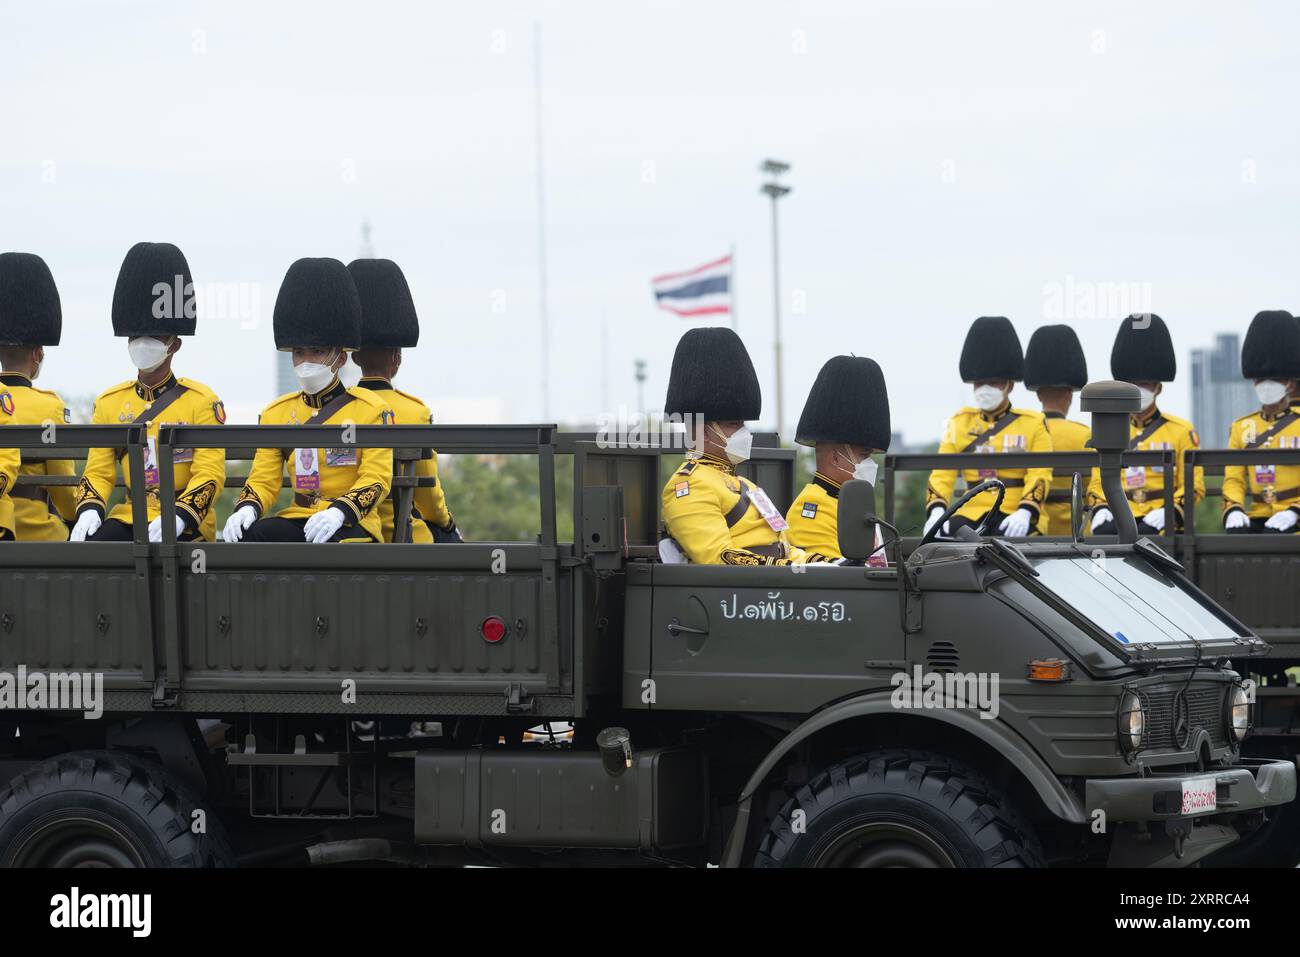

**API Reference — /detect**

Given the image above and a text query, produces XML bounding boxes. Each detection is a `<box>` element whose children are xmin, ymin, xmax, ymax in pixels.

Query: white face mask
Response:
<box><xmin>838</xmin><ymin>446</ymin><xmax>878</xmax><ymax>485</ymax></box>
<box><xmin>1136</xmin><ymin>386</ymin><xmax>1157</xmax><ymax>410</ymax></box>
<box><xmin>711</xmin><ymin>424</ymin><xmax>752</xmax><ymax>464</ymax></box>
<box><xmin>128</xmin><ymin>337</ymin><xmax>170</xmax><ymax>374</ymax></box>
<box><xmin>1255</xmin><ymin>379</ymin><xmax>1289</xmax><ymax>406</ymax></box>
<box><xmin>295</xmin><ymin>354</ymin><xmax>339</xmax><ymax>394</ymax></box>
<box><xmin>973</xmin><ymin>384</ymin><xmax>1006</xmax><ymax>412</ymax></box>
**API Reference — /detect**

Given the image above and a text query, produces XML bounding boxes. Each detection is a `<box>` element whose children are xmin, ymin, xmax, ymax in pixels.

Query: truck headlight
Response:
<box><xmin>1117</xmin><ymin>690</ymin><xmax>1144</xmax><ymax>753</ymax></box>
<box><xmin>1226</xmin><ymin>684</ymin><xmax>1250</xmax><ymax>743</ymax></box>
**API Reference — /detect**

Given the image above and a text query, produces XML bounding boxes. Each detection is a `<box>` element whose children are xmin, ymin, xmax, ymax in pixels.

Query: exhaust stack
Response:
<box><xmin>1080</xmin><ymin>380</ymin><xmax>1142</xmax><ymax>543</ymax></box>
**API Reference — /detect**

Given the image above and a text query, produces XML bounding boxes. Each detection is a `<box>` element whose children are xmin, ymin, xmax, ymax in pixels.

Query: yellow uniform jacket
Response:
<box><xmin>1222</xmin><ymin>406</ymin><xmax>1300</xmax><ymax>520</ymax></box>
<box><xmin>927</xmin><ymin>406</ymin><xmax>1052</xmax><ymax>525</ymax></box>
<box><xmin>0</xmin><ymin>374</ymin><xmax>76</xmax><ymax>540</ymax></box>
<box><xmin>662</xmin><ymin>454</ymin><xmax>824</xmax><ymax>565</ymax></box>
<box><xmin>1041</xmin><ymin>413</ymin><xmax>1091</xmax><ymax>535</ymax></box>
<box><xmin>356</xmin><ymin>377</ymin><xmax>454</xmax><ymax>543</ymax></box>
<box><xmin>75</xmin><ymin>375</ymin><xmax>227</xmax><ymax>540</ymax></box>
<box><xmin>785</xmin><ymin>474</ymin><xmax>842</xmax><ymax>559</ymax></box>
<box><xmin>1086</xmin><ymin>407</ymin><xmax>1205</xmax><ymax>521</ymax></box>
<box><xmin>236</xmin><ymin>379</ymin><xmax>394</xmax><ymax>542</ymax></box>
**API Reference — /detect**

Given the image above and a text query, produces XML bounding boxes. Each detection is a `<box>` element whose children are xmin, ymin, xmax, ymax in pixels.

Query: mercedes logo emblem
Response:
<box><xmin>1172</xmin><ymin>690</ymin><xmax>1191</xmax><ymax>749</ymax></box>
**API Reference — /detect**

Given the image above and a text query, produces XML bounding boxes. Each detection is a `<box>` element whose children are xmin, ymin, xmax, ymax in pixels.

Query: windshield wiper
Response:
<box><xmin>1133</xmin><ymin>537</ymin><xmax>1184</xmax><ymax>574</ymax></box>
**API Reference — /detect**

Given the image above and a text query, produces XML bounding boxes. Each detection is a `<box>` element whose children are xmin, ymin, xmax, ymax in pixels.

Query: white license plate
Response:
<box><xmin>1181</xmin><ymin>777</ymin><xmax>1218</xmax><ymax>816</ymax></box>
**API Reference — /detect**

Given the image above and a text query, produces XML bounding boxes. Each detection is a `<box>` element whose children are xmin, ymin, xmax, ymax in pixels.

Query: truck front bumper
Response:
<box><xmin>1084</xmin><ymin>758</ymin><xmax>1296</xmax><ymax>823</ymax></box>
<box><xmin>1084</xmin><ymin>758</ymin><xmax>1296</xmax><ymax>867</ymax></box>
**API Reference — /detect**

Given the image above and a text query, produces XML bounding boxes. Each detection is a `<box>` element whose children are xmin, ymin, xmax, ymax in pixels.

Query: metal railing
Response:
<box><xmin>881</xmin><ymin>449</ymin><xmax>1178</xmax><ymax>537</ymax></box>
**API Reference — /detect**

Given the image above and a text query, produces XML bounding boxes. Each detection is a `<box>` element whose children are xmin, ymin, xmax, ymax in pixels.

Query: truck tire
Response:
<box><xmin>754</xmin><ymin>749</ymin><xmax>1045</xmax><ymax>868</ymax></box>
<box><xmin>0</xmin><ymin>750</ymin><xmax>234</xmax><ymax>868</ymax></box>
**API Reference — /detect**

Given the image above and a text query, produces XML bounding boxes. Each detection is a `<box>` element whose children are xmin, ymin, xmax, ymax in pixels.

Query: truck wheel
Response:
<box><xmin>0</xmin><ymin>750</ymin><xmax>234</xmax><ymax>868</ymax></box>
<box><xmin>754</xmin><ymin>749</ymin><xmax>1044</xmax><ymax>868</ymax></box>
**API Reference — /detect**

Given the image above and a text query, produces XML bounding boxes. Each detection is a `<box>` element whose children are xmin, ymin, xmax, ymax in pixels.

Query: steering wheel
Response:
<box><xmin>918</xmin><ymin>479</ymin><xmax>1007</xmax><ymax>548</ymax></box>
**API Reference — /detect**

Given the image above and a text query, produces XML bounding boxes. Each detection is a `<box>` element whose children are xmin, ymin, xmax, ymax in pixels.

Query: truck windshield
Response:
<box><xmin>1029</xmin><ymin>554</ymin><xmax>1242</xmax><ymax>645</ymax></box>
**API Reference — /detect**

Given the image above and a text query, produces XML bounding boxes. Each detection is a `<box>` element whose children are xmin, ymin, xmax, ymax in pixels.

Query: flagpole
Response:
<box><xmin>534</xmin><ymin>21</ymin><xmax>551</xmax><ymax>421</ymax></box>
<box><xmin>730</xmin><ymin>242</ymin><xmax>737</xmax><ymax>331</ymax></box>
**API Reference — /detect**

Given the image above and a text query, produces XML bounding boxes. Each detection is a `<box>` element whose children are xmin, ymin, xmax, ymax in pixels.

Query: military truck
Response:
<box><xmin>0</xmin><ymin>382</ymin><xmax>1293</xmax><ymax>868</ymax></box>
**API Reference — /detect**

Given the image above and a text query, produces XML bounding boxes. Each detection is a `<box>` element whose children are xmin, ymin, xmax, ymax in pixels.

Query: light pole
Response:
<box><xmin>760</xmin><ymin>159</ymin><xmax>791</xmax><ymax>442</ymax></box>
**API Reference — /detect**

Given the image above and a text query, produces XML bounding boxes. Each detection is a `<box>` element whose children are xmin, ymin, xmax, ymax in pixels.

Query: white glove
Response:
<box><xmin>1090</xmin><ymin>507</ymin><xmax>1113</xmax><ymax>532</ymax></box>
<box><xmin>998</xmin><ymin>507</ymin><xmax>1033</xmax><ymax>537</ymax></box>
<box><xmin>1265</xmin><ymin>509</ymin><xmax>1298</xmax><ymax>532</ymax></box>
<box><xmin>303</xmin><ymin>507</ymin><xmax>345</xmax><ymax>543</ymax></box>
<box><xmin>1224</xmin><ymin>510</ymin><xmax>1250</xmax><ymax>530</ymax></box>
<box><xmin>222</xmin><ymin>505</ymin><xmax>257</xmax><ymax>542</ymax></box>
<box><xmin>1143</xmin><ymin>507</ymin><xmax>1166</xmax><ymax>531</ymax></box>
<box><xmin>148</xmin><ymin>515</ymin><xmax>187</xmax><ymax>543</ymax></box>
<box><xmin>923</xmin><ymin>507</ymin><xmax>948</xmax><ymax>537</ymax></box>
<box><xmin>69</xmin><ymin>510</ymin><xmax>102</xmax><ymax>542</ymax></box>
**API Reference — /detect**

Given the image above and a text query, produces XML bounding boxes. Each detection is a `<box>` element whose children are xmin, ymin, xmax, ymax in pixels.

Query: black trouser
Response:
<box><xmin>0</xmin><ymin>528</ymin><xmax>13</xmax><ymax>542</ymax></box>
<box><xmin>89</xmin><ymin>518</ymin><xmax>202</xmax><ymax>542</ymax></box>
<box><xmin>948</xmin><ymin>510</ymin><xmax>1041</xmax><ymax>537</ymax></box>
<box><xmin>243</xmin><ymin>516</ymin><xmax>375</xmax><ymax>543</ymax></box>
<box><xmin>1226</xmin><ymin>516</ymin><xmax>1300</xmax><ymax>534</ymax></box>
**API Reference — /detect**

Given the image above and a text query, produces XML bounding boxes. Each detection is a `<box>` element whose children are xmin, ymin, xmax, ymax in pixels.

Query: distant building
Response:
<box><xmin>1190</xmin><ymin>334</ymin><xmax>1254</xmax><ymax>447</ymax></box>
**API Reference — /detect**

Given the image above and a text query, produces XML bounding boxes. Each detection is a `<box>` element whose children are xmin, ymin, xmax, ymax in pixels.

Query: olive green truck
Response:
<box><xmin>0</xmin><ymin>381</ymin><xmax>1295</xmax><ymax>868</ymax></box>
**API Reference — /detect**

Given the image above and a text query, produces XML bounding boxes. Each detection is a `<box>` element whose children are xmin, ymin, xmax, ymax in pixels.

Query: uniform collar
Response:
<box><xmin>357</xmin><ymin>376</ymin><xmax>391</xmax><ymax>391</ymax></box>
<box><xmin>0</xmin><ymin>373</ymin><xmax>32</xmax><ymax>387</ymax></box>
<box><xmin>1133</xmin><ymin>405</ymin><xmax>1162</xmax><ymax>428</ymax></box>
<box><xmin>1260</xmin><ymin>405</ymin><xmax>1291</xmax><ymax>422</ymax></box>
<box><xmin>1043</xmin><ymin>410</ymin><xmax>1065</xmax><ymax>420</ymax></box>
<box><xmin>135</xmin><ymin>373</ymin><xmax>178</xmax><ymax>401</ymax></box>
<box><xmin>813</xmin><ymin>472</ymin><xmax>842</xmax><ymax>498</ymax></box>
<box><xmin>979</xmin><ymin>401</ymin><xmax>1012</xmax><ymax>424</ymax></box>
<box><xmin>302</xmin><ymin>377</ymin><xmax>347</xmax><ymax>408</ymax></box>
<box><xmin>689</xmin><ymin>451</ymin><xmax>735</xmax><ymax>474</ymax></box>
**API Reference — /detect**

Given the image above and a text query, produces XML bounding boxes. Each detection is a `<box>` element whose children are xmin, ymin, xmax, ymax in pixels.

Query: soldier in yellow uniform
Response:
<box><xmin>70</xmin><ymin>243</ymin><xmax>226</xmax><ymax>542</ymax></box>
<box><xmin>0</xmin><ymin>253</ymin><xmax>76</xmax><ymax>540</ymax></box>
<box><xmin>347</xmin><ymin>258</ymin><xmax>460</xmax><ymax>543</ymax></box>
<box><xmin>660</xmin><ymin>327</ymin><xmax>827</xmax><ymax>565</ymax></box>
<box><xmin>1023</xmin><ymin>324</ymin><xmax>1091</xmax><ymax>535</ymax></box>
<box><xmin>222</xmin><ymin>258</ymin><xmax>393</xmax><ymax>543</ymax></box>
<box><xmin>1087</xmin><ymin>314</ymin><xmax>1204</xmax><ymax>535</ymax></box>
<box><xmin>1222</xmin><ymin>311</ymin><xmax>1300</xmax><ymax>533</ymax></box>
<box><xmin>784</xmin><ymin>355</ymin><xmax>890</xmax><ymax>562</ymax></box>
<box><xmin>925</xmin><ymin>316</ymin><xmax>1052</xmax><ymax>538</ymax></box>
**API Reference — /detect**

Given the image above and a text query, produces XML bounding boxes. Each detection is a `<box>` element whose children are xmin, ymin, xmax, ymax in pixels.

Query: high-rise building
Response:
<box><xmin>1190</xmin><ymin>334</ymin><xmax>1254</xmax><ymax>448</ymax></box>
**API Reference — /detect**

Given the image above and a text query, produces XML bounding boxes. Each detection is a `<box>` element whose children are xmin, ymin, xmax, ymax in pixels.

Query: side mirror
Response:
<box><xmin>837</xmin><ymin>479</ymin><xmax>878</xmax><ymax>562</ymax></box>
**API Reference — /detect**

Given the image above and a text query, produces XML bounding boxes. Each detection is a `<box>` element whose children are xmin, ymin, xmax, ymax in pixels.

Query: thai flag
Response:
<box><xmin>651</xmin><ymin>254</ymin><xmax>732</xmax><ymax>318</ymax></box>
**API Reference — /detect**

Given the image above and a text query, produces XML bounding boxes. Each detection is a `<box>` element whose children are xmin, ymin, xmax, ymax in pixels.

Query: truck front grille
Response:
<box><xmin>1138</xmin><ymin>683</ymin><xmax>1227</xmax><ymax>751</ymax></box>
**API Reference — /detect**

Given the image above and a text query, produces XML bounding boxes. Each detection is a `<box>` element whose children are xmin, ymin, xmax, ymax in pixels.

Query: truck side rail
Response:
<box><xmin>0</xmin><ymin>424</ymin><xmax>566</xmax><ymax>708</ymax></box>
<box><xmin>881</xmin><ymin>449</ymin><xmax>1177</xmax><ymax>537</ymax></box>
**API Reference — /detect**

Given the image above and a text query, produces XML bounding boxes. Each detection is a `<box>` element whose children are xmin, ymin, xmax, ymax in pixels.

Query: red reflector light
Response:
<box><xmin>480</xmin><ymin>616</ymin><xmax>507</xmax><ymax>643</ymax></box>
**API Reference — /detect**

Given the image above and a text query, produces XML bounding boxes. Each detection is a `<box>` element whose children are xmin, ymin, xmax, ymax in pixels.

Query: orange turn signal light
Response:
<box><xmin>1027</xmin><ymin>659</ymin><xmax>1071</xmax><ymax>682</ymax></box>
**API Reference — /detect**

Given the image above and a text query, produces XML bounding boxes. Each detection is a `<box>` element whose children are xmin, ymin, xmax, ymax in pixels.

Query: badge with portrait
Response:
<box><xmin>1124</xmin><ymin>465</ymin><xmax>1146</xmax><ymax>490</ymax></box>
<box><xmin>294</xmin><ymin>447</ymin><xmax>321</xmax><ymax>491</ymax></box>
<box><xmin>976</xmin><ymin>442</ymin><xmax>997</xmax><ymax>479</ymax></box>
<box><xmin>143</xmin><ymin>437</ymin><xmax>159</xmax><ymax>487</ymax></box>
<box><xmin>747</xmin><ymin>487</ymin><xmax>789</xmax><ymax>532</ymax></box>
<box><xmin>1254</xmin><ymin>464</ymin><xmax>1276</xmax><ymax>487</ymax></box>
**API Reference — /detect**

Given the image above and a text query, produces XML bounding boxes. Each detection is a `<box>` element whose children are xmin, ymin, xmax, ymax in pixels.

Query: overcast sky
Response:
<box><xmin>4</xmin><ymin>1</ymin><xmax>1299</xmax><ymax>441</ymax></box>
